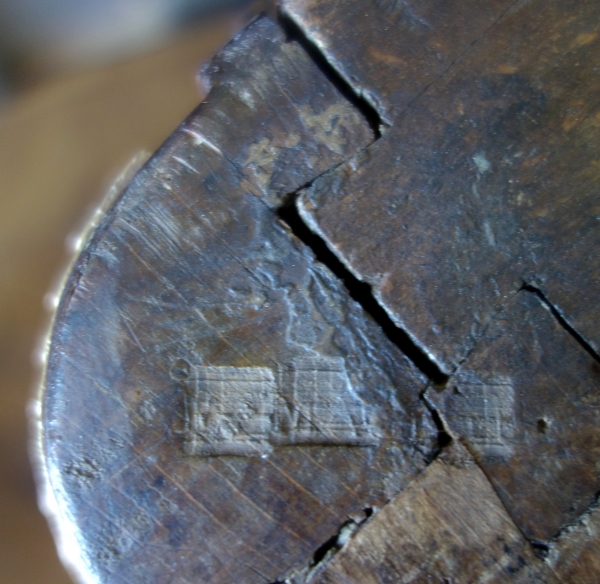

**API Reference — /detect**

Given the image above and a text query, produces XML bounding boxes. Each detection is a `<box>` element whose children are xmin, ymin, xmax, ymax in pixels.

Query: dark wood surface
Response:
<box><xmin>39</xmin><ymin>2</ymin><xmax>600</xmax><ymax>582</ymax></box>
<box><xmin>0</xmin><ymin>21</ymin><xmax>235</xmax><ymax>584</ymax></box>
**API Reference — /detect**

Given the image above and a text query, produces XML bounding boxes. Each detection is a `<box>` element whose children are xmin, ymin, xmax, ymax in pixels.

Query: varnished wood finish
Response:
<box><xmin>39</xmin><ymin>1</ymin><xmax>600</xmax><ymax>582</ymax></box>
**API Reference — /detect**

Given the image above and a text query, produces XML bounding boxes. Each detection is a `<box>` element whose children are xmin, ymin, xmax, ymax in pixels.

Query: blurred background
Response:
<box><xmin>0</xmin><ymin>1</ymin><xmax>265</xmax><ymax>582</ymax></box>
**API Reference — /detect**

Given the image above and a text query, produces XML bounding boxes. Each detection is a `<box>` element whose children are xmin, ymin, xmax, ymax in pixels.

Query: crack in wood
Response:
<box><xmin>270</xmin><ymin>507</ymin><xmax>374</xmax><ymax>584</ymax></box>
<box><xmin>277</xmin><ymin>197</ymin><xmax>449</xmax><ymax>387</ymax></box>
<box><xmin>277</xmin><ymin>10</ymin><xmax>384</xmax><ymax>138</ymax></box>
<box><xmin>522</xmin><ymin>283</ymin><xmax>600</xmax><ymax>365</ymax></box>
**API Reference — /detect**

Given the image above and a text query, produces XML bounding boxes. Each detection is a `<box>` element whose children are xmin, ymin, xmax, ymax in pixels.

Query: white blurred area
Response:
<box><xmin>0</xmin><ymin>0</ymin><xmax>260</xmax><ymax>98</ymax></box>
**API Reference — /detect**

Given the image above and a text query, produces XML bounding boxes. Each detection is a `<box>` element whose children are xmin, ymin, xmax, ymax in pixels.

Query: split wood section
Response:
<box><xmin>38</xmin><ymin>1</ymin><xmax>600</xmax><ymax>583</ymax></box>
<box><xmin>312</xmin><ymin>443</ymin><xmax>600</xmax><ymax>583</ymax></box>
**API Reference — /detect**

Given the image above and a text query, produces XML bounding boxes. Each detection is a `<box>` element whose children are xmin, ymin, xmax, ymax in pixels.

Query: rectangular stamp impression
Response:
<box><xmin>445</xmin><ymin>380</ymin><xmax>516</xmax><ymax>461</ymax></box>
<box><xmin>183</xmin><ymin>356</ymin><xmax>379</xmax><ymax>457</ymax></box>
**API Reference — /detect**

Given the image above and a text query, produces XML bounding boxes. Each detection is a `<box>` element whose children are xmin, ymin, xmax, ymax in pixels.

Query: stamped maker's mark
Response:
<box><xmin>180</xmin><ymin>356</ymin><xmax>379</xmax><ymax>457</ymax></box>
<box><xmin>445</xmin><ymin>380</ymin><xmax>516</xmax><ymax>461</ymax></box>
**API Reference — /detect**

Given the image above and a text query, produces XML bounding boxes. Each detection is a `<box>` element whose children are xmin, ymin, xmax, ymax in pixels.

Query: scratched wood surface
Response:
<box><xmin>38</xmin><ymin>1</ymin><xmax>600</xmax><ymax>583</ymax></box>
<box><xmin>0</xmin><ymin>19</ymin><xmax>236</xmax><ymax>584</ymax></box>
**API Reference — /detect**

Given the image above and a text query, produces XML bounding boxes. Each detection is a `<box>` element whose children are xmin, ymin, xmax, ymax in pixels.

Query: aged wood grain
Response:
<box><xmin>287</xmin><ymin>0</ymin><xmax>600</xmax><ymax>372</ymax></box>
<box><xmin>40</xmin><ymin>16</ymin><xmax>438</xmax><ymax>584</ymax></box>
<box><xmin>310</xmin><ymin>443</ymin><xmax>553</xmax><ymax>584</ymax></box>
<box><xmin>546</xmin><ymin>503</ymin><xmax>600</xmax><ymax>582</ymax></box>
<box><xmin>427</xmin><ymin>290</ymin><xmax>600</xmax><ymax>541</ymax></box>
<box><xmin>281</xmin><ymin>0</ymin><xmax>516</xmax><ymax>124</ymax></box>
<box><xmin>280</xmin><ymin>0</ymin><xmax>600</xmax><ymax>556</ymax></box>
<box><xmin>0</xmin><ymin>19</ymin><xmax>240</xmax><ymax>584</ymax></box>
<box><xmin>38</xmin><ymin>1</ymin><xmax>600</xmax><ymax>582</ymax></box>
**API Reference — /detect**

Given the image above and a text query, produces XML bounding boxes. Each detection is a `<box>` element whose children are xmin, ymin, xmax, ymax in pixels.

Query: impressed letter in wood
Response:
<box><xmin>35</xmin><ymin>2</ymin><xmax>600</xmax><ymax>582</ymax></box>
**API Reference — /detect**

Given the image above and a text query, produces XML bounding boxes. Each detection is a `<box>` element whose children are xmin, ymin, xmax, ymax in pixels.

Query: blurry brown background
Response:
<box><xmin>0</xmin><ymin>2</ymin><xmax>260</xmax><ymax>581</ymax></box>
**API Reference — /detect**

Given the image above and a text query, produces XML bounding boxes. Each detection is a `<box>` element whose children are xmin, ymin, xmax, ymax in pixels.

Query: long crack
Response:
<box><xmin>272</xmin><ymin>6</ymin><xmax>600</xmax><ymax>578</ymax></box>
<box><xmin>275</xmin><ymin>4</ymin><xmax>448</xmax><ymax>386</ymax></box>
<box><xmin>277</xmin><ymin>10</ymin><xmax>383</xmax><ymax>139</ymax></box>
<box><xmin>278</xmin><ymin>196</ymin><xmax>449</xmax><ymax>386</ymax></box>
<box><xmin>522</xmin><ymin>283</ymin><xmax>600</xmax><ymax>365</ymax></box>
<box><xmin>265</xmin><ymin>9</ymin><xmax>454</xmax><ymax>582</ymax></box>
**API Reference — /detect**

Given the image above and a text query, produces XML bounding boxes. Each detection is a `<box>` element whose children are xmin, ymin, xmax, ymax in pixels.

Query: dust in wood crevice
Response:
<box><xmin>270</xmin><ymin>507</ymin><xmax>374</xmax><ymax>584</ymax></box>
<box><xmin>274</xmin><ymin>196</ymin><xmax>452</xmax><ymax>580</ymax></box>
<box><xmin>277</xmin><ymin>11</ymin><xmax>383</xmax><ymax>139</ymax></box>
<box><xmin>522</xmin><ymin>283</ymin><xmax>600</xmax><ymax>365</ymax></box>
<box><xmin>261</xmin><ymin>15</ymin><xmax>455</xmax><ymax>578</ymax></box>
<box><xmin>308</xmin><ymin>508</ymin><xmax>373</xmax><ymax>569</ymax></box>
<box><xmin>277</xmin><ymin>198</ymin><xmax>449</xmax><ymax>387</ymax></box>
<box><xmin>548</xmin><ymin>489</ymin><xmax>600</xmax><ymax>549</ymax></box>
<box><xmin>422</xmin><ymin>397</ymin><xmax>453</xmax><ymax>453</ymax></box>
